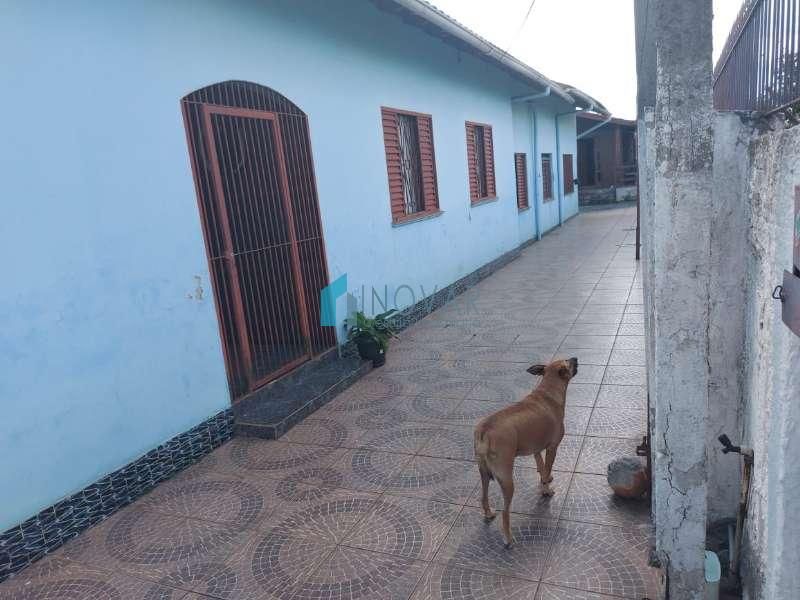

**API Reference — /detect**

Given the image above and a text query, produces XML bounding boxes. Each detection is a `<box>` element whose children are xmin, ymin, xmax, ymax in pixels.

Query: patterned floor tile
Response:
<box><xmin>417</xmin><ymin>425</ymin><xmax>476</xmax><ymax>462</ymax></box>
<box><xmin>56</xmin><ymin>504</ymin><xmax>247</xmax><ymax>591</ymax></box>
<box><xmin>0</xmin><ymin>559</ymin><xmax>183</xmax><ymax>600</ymax></box>
<box><xmin>138</xmin><ymin>471</ymin><xmax>275</xmax><ymax>531</ymax></box>
<box><xmin>560</xmin><ymin>474</ymin><xmax>650</xmax><ymax>528</ymax></box>
<box><xmin>542</xmin><ymin>521</ymin><xmax>660</xmax><ymax>599</ymax></box>
<box><xmin>296</xmin><ymin>545</ymin><xmax>429</xmax><ymax>600</ymax></box>
<box><xmin>282</xmin><ymin>416</ymin><xmax>364</xmax><ymax>448</ymax></box>
<box><xmin>265</xmin><ymin>489</ymin><xmax>380</xmax><ymax>544</ymax></box>
<box><xmin>576</xmin><ymin>437</ymin><xmax>641</xmax><ymax>475</ymax></box>
<box><xmin>383</xmin><ymin>456</ymin><xmax>478</xmax><ymax>504</ymax></box>
<box><xmin>315</xmin><ymin>448</ymin><xmax>412</xmax><ymax>493</ymax></box>
<box><xmin>466</xmin><ymin>468</ymin><xmax>571</xmax><ymax>520</ymax></box>
<box><xmin>434</xmin><ymin>509</ymin><xmax>557</xmax><ymax>581</ymax></box>
<box><xmin>567</xmin><ymin>384</ymin><xmax>600</xmax><ymax>407</ymax></box>
<box><xmin>444</xmin><ymin>399</ymin><xmax>511</xmax><ymax>426</ymax></box>
<box><xmin>595</xmin><ymin>385</ymin><xmax>647</xmax><ymax>410</ymax></box>
<box><xmin>217</xmin><ymin>439</ymin><xmax>345</xmax><ymax>481</ymax></box>
<box><xmin>518</xmin><ymin>435</ymin><xmax>584</xmax><ymax>473</ymax></box>
<box><xmin>467</xmin><ymin>379</ymin><xmax>533</xmax><ymax>403</ymax></box>
<box><xmin>411</xmin><ymin>563</ymin><xmax>539</xmax><ymax>599</ymax></box>
<box><xmin>602</xmin><ymin>366</ymin><xmax>647</xmax><ymax>387</ymax></box>
<box><xmin>534</xmin><ymin>583</ymin><xmax>618</xmax><ymax>599</ymax></box>
<box><xmin>586</xmin><ymin>408</ymin><xmax>646</xmax><ymax>439</ymax></box>
<box><xmin>344</xmin><ymin>495</ymin><xmax>461</xmax><ymax>560</ymax></box>
<box><xmin>357</xmin><ymin>423</ymin><xmax>440</xmax><ymax>454</ymax></box>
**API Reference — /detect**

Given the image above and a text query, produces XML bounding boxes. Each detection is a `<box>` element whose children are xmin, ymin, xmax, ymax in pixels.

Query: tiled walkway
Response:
<box><xmin>0</xmin><ymin>207</ymin><xmax>660</xmax><ymax>599</ymax></box>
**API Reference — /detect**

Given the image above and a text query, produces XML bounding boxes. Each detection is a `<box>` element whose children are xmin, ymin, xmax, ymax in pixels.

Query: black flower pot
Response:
<box><xmin>355</xmin><ymin>336</ymin><xmax>386</xmax><ymax>367</ymax></box>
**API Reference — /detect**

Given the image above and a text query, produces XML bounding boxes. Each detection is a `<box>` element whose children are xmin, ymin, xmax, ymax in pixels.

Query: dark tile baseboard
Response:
<box><xmin>0</xmin><ymin>409</ymin><xmax>234</xmax><ymax>584</ymax></box>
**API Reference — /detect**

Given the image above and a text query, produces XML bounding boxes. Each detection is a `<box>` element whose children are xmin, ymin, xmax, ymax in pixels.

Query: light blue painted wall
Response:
<box><xmin>0</xmin><ymin>0</ymin><xmax>578</xmax><ymax>530</ymax></box>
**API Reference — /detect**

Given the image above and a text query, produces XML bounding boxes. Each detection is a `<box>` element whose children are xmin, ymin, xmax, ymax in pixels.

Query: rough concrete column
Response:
<box><xmin>652</xmin><ymin>0</ymin><xmax>712</xmax><ymax>596</ymax></box>
<box><xmin>707</xmin><ymin>112</ymin><xmax>752</xmax><ymax>522</ymax></box>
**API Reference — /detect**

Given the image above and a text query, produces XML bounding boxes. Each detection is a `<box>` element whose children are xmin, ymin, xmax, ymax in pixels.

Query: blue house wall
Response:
<box><xmin>0</xmin><ymin>0</ymin><xmax>582</xmax><ymax>530</ymax></box>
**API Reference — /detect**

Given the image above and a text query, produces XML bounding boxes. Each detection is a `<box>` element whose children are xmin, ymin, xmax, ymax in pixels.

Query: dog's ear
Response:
<box><xmin>526</xmin><ymin>364</ymin><xmax>546</xmax><ymax>376</ymax></box>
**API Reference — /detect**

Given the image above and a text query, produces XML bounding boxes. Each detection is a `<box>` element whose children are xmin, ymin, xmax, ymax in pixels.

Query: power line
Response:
<box><xmin>497</xmin><ymin>0</ymin><xmax>538</xmax><ymax>63</ymax></box>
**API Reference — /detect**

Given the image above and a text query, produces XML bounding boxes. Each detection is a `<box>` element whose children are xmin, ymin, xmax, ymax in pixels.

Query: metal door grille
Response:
<box><xmin>182</xmin><ymin>81</ymin><xmax>336</xmax><ymax>399</ymax></box>
<box><xmin>397</xmin><ymin>114</ymin><xmax>425</xmax><ymax>215</ymax></box>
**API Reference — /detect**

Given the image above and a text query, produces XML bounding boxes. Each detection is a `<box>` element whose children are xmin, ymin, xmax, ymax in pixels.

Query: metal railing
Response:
<box><xmin>714</xmin><ymin>0</ymin><xmax>800</xmax><ymax>114</ymax></box>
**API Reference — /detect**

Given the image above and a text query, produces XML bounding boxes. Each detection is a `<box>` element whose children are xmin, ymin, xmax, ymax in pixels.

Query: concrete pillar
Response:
<box><xmin>707</xmin><ymin>112</ymin><xmax>752</xmax><ymax>522</ymax></box>
<box><xmin>651</xmin><ymin>0</ymin><xmax>713</xmax><ymax>596</ymax></box>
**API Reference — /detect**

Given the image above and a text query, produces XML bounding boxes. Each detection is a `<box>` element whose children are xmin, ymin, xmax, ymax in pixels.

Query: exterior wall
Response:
<box><xmin>739</xmin><ymin>123</ymin><xmax>800</xmax><ymax>600</ymax></box>
<box><xmin>0</xmin><ymin>0</ymin><xmax>577</xmax><ymax>531</ymax></box>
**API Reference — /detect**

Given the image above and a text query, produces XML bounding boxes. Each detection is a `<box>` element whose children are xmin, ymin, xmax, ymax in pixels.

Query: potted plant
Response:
<box><xmin>346</xmin><ymin>309</ymin><xmax>398</xmax><ymax>367</ymax></box>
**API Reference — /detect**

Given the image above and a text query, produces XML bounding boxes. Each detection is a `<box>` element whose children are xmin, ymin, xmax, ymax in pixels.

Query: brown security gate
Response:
<box><xmin>182</xmin><ymin>81</ymin><xmax>336</xmax><ymax>400</ymax></box>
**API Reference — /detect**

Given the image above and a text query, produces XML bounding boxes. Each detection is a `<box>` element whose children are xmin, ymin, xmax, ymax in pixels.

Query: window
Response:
<box><xmin>381</xmin><ymin>107</ymin><xmax>439</xmax><ymax>223</ymax></box>
<box><xmin>542</xmin><ymin>153</ymin><xmax>554</xmax><ymax>201</ymax></box>
<box><xmin>563</xmin><ymin>153</ymin><xmax>575</xmax><ymax>194</ymax></box>
<box><xmin>514</xmin><ymin>153</ymin><xmax>529</xmax><ymax>210</ymax></box>
<box><xmin>465</xmin><ymin>121</ymin><xmax>496</xmax><ymax>203</ymax></box>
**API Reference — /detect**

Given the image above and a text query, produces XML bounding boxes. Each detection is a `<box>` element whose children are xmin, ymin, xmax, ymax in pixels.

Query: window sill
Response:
<box><xmin>470</xmin><ymin>196</ymin><xmax>498</xmax><ymax>207</ymax></box>
<box><xmin>392</xmin><ymin>210</ymin><xmax>444</xmax><ymax>227</ymax></box>
<box><xmin>518</xmin><ymin>205</ymin><xmax>531</xmax><ymax>213</ymax></box>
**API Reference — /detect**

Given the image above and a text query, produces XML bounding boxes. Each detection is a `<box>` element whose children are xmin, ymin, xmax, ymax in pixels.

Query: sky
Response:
<box><xmin>427</xmin><ymin>0</ymin><xmax>743</xmax><ymax>120</ymax></box>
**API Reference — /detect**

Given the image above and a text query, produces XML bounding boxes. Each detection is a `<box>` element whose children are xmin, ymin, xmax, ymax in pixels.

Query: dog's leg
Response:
<box><xmin>534</xmin><ymin>451</ymin><xmax>553</xmax><ymax>487</ymax></box>
<box><xmin>541</xmin><ymin>447</ymin><xmax>557</xmax><ymax>496</ymax></box>
<box><xmin>496</xmin><ymin>476</ymin><xmax>515</xmax><ymax>549</ymax></box>
<box><xmin>478</xmin><ymin>462</ymin><xmax>496</xmax><ymax>523</ymax></box>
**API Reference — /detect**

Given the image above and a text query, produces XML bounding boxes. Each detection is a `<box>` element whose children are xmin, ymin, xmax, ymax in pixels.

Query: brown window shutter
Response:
<box><xmin>514</xmin><ymin>152</ymin><xmax>528</xmax><ymax>209</ymax></box>
<box><xmin>381</xmin><ymin>107</ymin><xmax>405</xmax><ymax>220</ymax></box>
<box><xmin>465</xmin><ymin>122</ymin><xmax>478</xmax><ymax>202</ymax></box>
<box><xmin>542</xmin><ymin>154</ymin><xmax>553</xmax><ymax>201</ymax></box>
<box><xmin>417</xmin><ymin>115</ymin><xmax>439</xmax><ymax>210</ymax></box>
<box><xmin>563</xmin><ymin>153</ymin><xmax>575</xmax><ymax>194</ymax></box>
<box><xmin>483</xmin><ymin>125</ymin><xmax>495</xmax><ymax>197</ymax></box>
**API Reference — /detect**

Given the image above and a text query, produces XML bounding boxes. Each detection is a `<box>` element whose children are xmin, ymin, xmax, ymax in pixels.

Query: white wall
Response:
<box><xmin>0</xmin><ymin>0</ymin><xmax>578</xmax><ymax>530</ymax></box>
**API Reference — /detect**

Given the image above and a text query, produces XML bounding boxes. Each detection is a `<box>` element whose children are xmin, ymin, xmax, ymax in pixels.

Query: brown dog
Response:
<box><xmin>474</xmin><ymin>357</ymin><xmax>578</xmax><ymax>548</ymax></box>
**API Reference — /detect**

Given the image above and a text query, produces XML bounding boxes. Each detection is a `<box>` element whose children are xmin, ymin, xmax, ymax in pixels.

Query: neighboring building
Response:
<box><xmin>576</xmin><ymin>112</ymin><xmax>638</xmax><ymax>206</ymax></box>
<box><xmin>0</xmin><ymin>0</ymin><xmax>606</xmax><ymax>566</ymax></box>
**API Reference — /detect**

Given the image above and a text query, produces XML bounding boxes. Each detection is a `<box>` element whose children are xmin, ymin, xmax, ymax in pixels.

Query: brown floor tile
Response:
<box><xmin>216</xmin><ymin>529</ymin><xmax>336</xmax><ymax>599</ymax></box>
<box><xmin>444</xmin><ymin>399</ymin><xmax>511</xmax><ymax>426</ymax></box>
<box><xmin>59</xmin><ymin>504</ymin><xmax>248</xmax><ymax>591</ymax></box>
<box><xmin>403</xmin><ymin>394</ymin><xmax>466</xmax><ymax>424</ymax></box>
<box><xmin>317</xmin><ymin>448</ymin><xmax>412</xmax><ymax>493</ymax></box>
<box><xmin>595</xmin><ymin>385</ymin><xmax>647</xmax><ymax>410</ymax></box>
<box><xmin>560</xmin><ymin>474</ymin><xmax>650</xmax><ymax>528</ymax></box>
<box><xmin>466</xmin><ymin>468</ymin><xmax>571</xmax><ymax>520</ymax></box>
<box><xmin>411</xmin><ymin>563</ymin><xmax>539</xmax><ymax>599</ymax></box>
<box><xmin>346</xmin><ymin>372</ymin><xmax>412</xmax><ymax>397</ymax></box>
<box><xmin>467</xmin><ymin>378</ymin><xmax>532</xmax><ymax>403</ymax></box>
<box><xmin>542</xmin><ymin>521</ymin><xmax>660</xmax><ymax>599</ymax></box>
<box><xmin>434</xmin><ymin>508</ymin><xmax>558</xmax><ymax>581</ymax></box>
<box><xmin>138</xmin><ymin>470</ymin><xmax>276</xmax><ymax>531</ymax></box>
<box><xmin>282</xmin><ymin>416</ymin><xmax>364</xmax><ymax>448</ymax></box>
<box><xmin>297</xmin><ymin>545</ymin><xmax>429</xmax><ymax>600</ymax></box>
<box><xmin>0</xmin><ymin>559</ymin><xmax>184</xmax><ymax>599</ymax></box>
<box><xmin>516</xmin><ymin>435</ymin><xmax>583</xmax><ymax>474</ymax></box>
<box><xmin>586</xmin><ymin>408</ymin><xmax>646</xmax><ymax>439</ymax></box>
<box><xmin>417</xmin><ymin>424</ymin><xmax>476</xmax><ymax>462</ymax></box>
<box><xmin>357</xmin><ymin>423</ymin><xmax>440</xmax><ymax>454</ymax></box>
<box><xmin>576</xmin><ymin>437</ymin><xmax>642</xmax><ymax>475</ymax></box>
<box><xmin>344</xmin><ymin>495</ymin><xmax>461</xmax><ymax>560</ymax></box>
<box><xmin>383</xmin><ymin>456</ymin><xmax>478</xmax><ymax>504</ymax></box>
<box><xmin>535</xmin><ymin>583</ymin><xmax>617</xmax><ymax>599</ymax></box>
<box><xmin>568</xmin><ymin>384</ymin><xmax>600</xmax><ymax>407</ymax></box>
<box><xmin>215</xmin><ymin>439</ymin><xmax>345</xmax><ymax>481</ymax></box>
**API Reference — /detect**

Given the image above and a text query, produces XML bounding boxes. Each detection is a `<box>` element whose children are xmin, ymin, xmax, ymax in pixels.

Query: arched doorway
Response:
<box><xmin>182</xmin><ymin>81</ymin><xmax>335</xmax><ymax>400</ymax></box>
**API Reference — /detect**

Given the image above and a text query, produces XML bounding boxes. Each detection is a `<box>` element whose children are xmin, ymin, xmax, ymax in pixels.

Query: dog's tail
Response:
<box><xmin>474</xmin><ymin>423</ymin><xmax>495</xmax><ymax>480</ymax></box>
